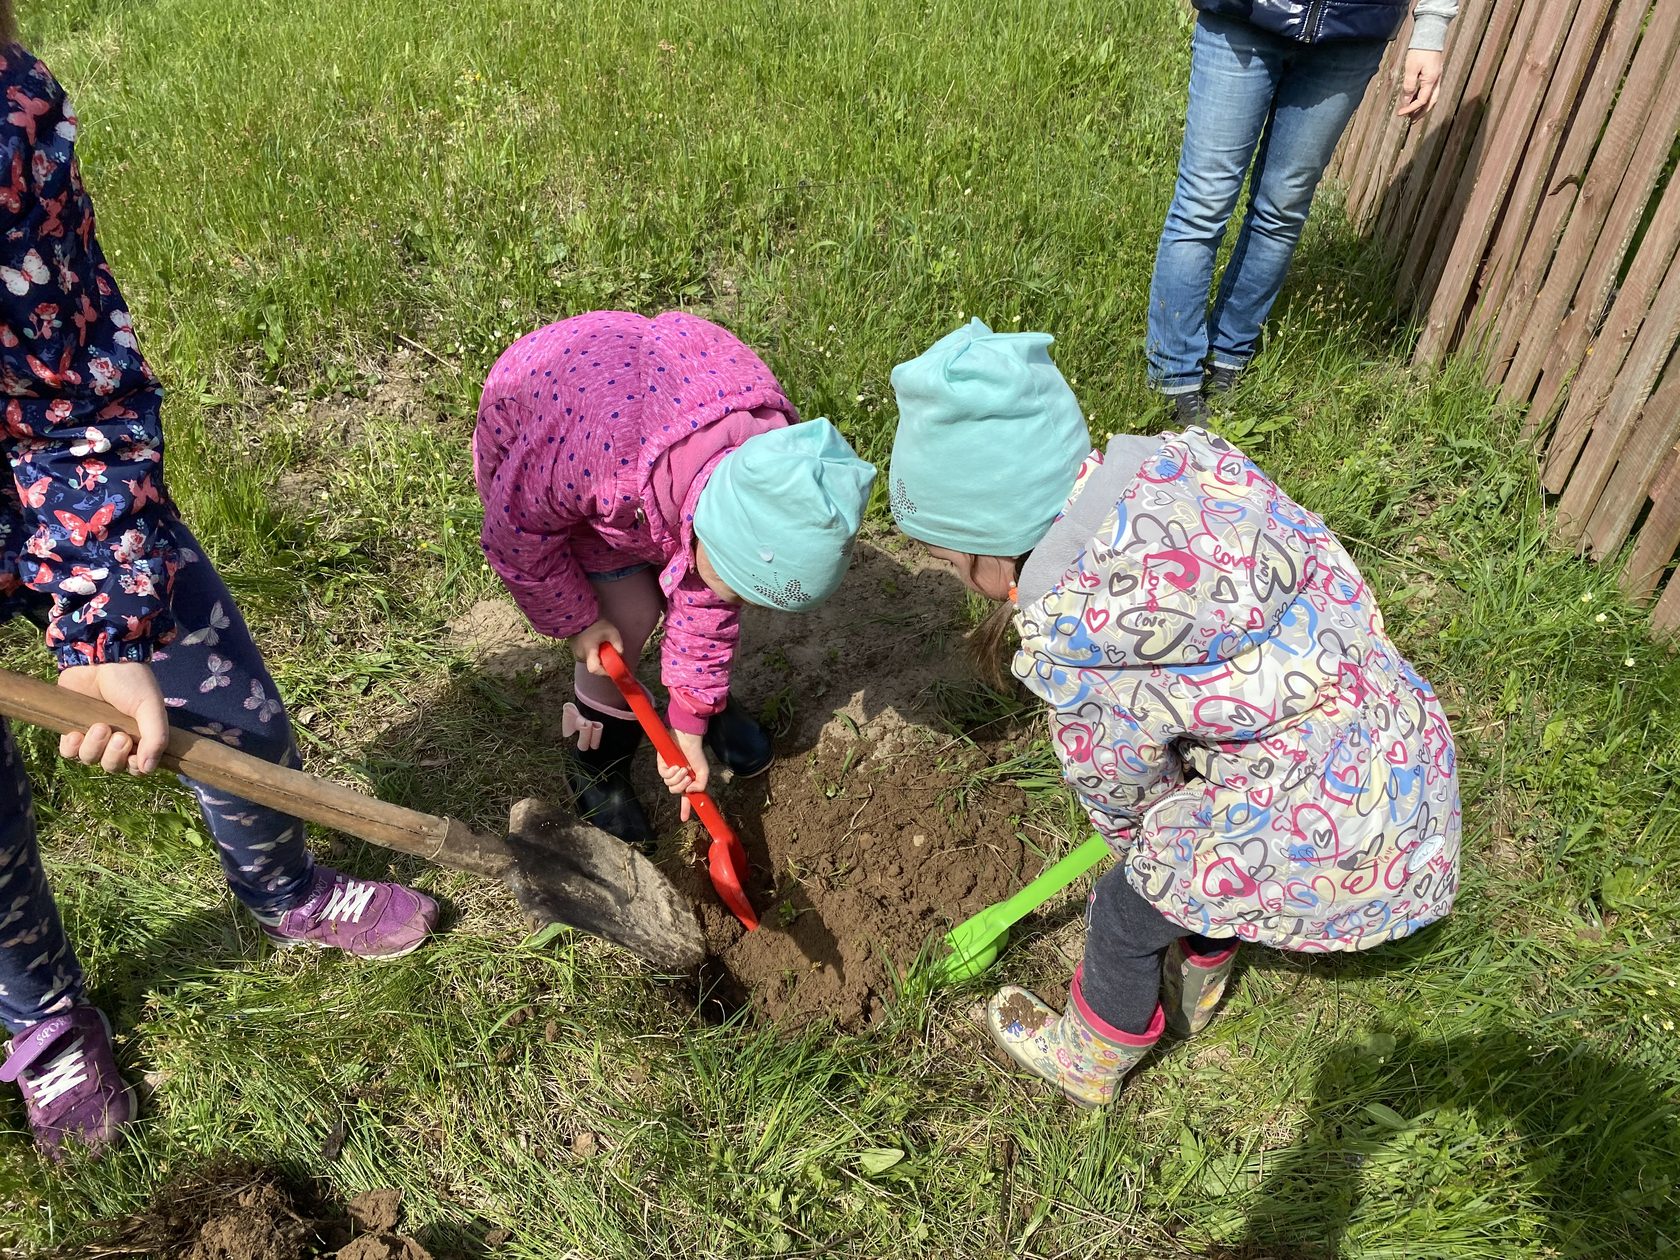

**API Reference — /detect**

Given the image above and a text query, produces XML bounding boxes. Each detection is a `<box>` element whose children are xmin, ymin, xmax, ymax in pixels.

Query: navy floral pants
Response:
<box><xmin>0</xmin><ymin>527</ymin><xmax>313</xmax><ymax>1031</ymax></box>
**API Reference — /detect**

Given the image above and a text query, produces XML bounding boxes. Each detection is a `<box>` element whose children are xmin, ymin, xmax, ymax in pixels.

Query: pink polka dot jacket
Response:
<box><xmin>473</xmin><ymin>310</ymin><xmax>797</xmax><ymax>733</ymax></box>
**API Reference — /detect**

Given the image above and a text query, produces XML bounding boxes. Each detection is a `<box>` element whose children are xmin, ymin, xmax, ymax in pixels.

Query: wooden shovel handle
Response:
<box><xmin>0</xmin><ymin>667</ymin><xmax>509</xmax><ymax>878</ymax></box>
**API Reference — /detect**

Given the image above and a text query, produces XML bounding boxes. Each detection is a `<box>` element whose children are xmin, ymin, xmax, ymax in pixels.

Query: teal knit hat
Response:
<box><xmin>694</xmin><ymin>419</ymin><xmax>876</xmax><ymax>611</ymax></box>
<box><xmin>889</xmin><ymin>319</ymin><xmax>1090</xmax><ymax>556</ymax></box>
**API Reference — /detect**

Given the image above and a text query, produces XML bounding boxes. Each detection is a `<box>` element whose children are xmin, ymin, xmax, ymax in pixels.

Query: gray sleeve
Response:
<box><xmin>1410</xmin><ymin>0</ymin><xmax>1459</xmax><ymax>52</ymax></box>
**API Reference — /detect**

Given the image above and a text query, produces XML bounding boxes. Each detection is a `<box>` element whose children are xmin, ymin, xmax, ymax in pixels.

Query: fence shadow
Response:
<box><xmin>1207</xmin><ymin>1023</ymin><xmax>1680</xmax><ymax>1257</ymax></box>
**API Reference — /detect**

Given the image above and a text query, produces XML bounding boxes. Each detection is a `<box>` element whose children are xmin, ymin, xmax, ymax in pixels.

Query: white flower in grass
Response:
<box><xmin>1625</xmin><ymin>657</ymin><xmax>1636</xmax><ymax>667</ymax></box>
<box><xmin>1595</xmin><ymin>612</ymin><xmax>1608</xmax><ymax>623</ymax></box>
<box><xmin>1580</xmin><ymin>591</ymin><xmax>1594</xmax><ymax>602</ymax></box>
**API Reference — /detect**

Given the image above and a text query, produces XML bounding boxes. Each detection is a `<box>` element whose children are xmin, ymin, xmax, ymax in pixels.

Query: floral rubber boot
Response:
<box><xmin>0</xmin><ymin>1005</ymin><xmax>136</xmax><ymax>1158</ymax></box>
<box><xmin>985</xmin><ymin>965</ymin><xmax>1164</xmax><ymax>1108</ymax></box>
<box><xmin>1160</xmin><ymin>939</ymin><xmax>1238</xmax><ymax>1037</ymax></box>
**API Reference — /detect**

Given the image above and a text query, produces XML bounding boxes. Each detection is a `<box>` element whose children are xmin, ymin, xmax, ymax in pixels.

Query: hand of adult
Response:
<box><xmin>1397</xmin><ymin>49</ymin><xmax>1445</xmax><ymax>119</ymax></box>
<box><xmin>56</xmin><ymin>661</ymin><xmax>169</xmax><ymax>775</ymax></box>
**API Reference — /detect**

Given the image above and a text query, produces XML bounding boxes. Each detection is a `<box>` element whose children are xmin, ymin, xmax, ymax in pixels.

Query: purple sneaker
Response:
<box><xmin>0</xmin><ymin>1006</ymin><xmax>136</xmax><ymax>1158</ymax></box>
<box><xmin>262</xmin><ymin>864</ymin><xmax>439</xmax><ymax>959</ymax></box>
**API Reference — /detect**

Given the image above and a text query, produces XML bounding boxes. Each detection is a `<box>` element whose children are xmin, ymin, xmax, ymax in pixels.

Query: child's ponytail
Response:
<box><xmin>968</xmin><ymin>599</ymin><xmax>1019</xmax><ymax>692</ymax></box>
<box><xmin>964</xmin><ymin>553</ymin><xmax>1029</xmax><ymax>692</ymax></box>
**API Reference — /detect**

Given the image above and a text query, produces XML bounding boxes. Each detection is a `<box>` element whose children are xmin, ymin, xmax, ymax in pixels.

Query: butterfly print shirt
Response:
<box><xmin>0</xmin><ymin>47</ymin><xmax>177</xmax><ymax>668</ymax></box>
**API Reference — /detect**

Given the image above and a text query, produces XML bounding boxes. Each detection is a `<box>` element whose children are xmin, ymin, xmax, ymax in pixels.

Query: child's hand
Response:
<box><xmin>657</xmin><ymin>728</ymin><xmax>710</xmax><ymax>820</ymax></box>
<box><xmin>569</xmin><ymin>618</ymin><xmax>624</xmax><ymax>675</ymax></box>
<box><xmin>56</xmin><ymin>662</ymin><xmax>169</xmax><ymax>775</ymax></box>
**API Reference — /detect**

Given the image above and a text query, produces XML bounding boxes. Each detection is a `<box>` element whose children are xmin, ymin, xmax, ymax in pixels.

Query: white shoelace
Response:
<box><xmin>320</xmin><ymin>880</ymin><xmax>377</xmax><ymax>925</ymax></box>
<box><xmin>29</xmin><ymin>1037</ymin><xmax>89</xmax><ymax>1107</ymax></box>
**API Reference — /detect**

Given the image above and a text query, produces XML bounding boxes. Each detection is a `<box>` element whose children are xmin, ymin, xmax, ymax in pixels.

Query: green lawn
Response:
<box><xmin>4</xmin><ymin>0</ymin><xmax>1679</xmax><ymax>1256</ymax></box>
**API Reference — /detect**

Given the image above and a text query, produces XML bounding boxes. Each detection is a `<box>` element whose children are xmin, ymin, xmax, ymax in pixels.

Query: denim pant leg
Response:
<box><xmin>1078</xmin><ymin>864</ymin><xmax>1236</xmax><ymax>1035</ymax></box>
<box><xmin>1146</xmin><ymin>14</ymin><xmax>1286</xmax><ymax>394</ymax></box>
<box><xmin>1207</xmin><ymin>36</ymin><xmax>1387</xmax><ymax>369</ymax></box>
<box><xmin>148</xmin><ymin>529</ymin><xmax>314</xmax><ymax>917</ymax></box>
<box><xmin>0</xmin><ymin>721</ymin><xmax>83</xmax><ymax>1032</ymax></box>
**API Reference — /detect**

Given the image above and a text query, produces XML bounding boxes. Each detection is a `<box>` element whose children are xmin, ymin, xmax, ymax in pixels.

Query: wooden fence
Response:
<box><xmin>1330</xmin><ymin>0</ymin><xmax>1680</xmax><ymax>632</ymax></box>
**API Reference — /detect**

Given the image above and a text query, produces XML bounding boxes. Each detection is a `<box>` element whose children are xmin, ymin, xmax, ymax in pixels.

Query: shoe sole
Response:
<box><xmin>261</xmin><ymin>930</ymin><xmax>433</xmax><ymax>961</ymax></box>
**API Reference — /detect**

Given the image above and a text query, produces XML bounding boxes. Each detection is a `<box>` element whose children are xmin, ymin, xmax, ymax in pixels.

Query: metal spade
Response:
<box><xmin>0</xmin><ymin>668</ymin><xmax>706</xmax><ymax>970</ymax></box>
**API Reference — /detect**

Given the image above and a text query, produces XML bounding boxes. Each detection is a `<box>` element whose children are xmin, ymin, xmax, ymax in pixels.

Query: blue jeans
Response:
<box><xmin>0</xmin><ymin>527</ymin><xmax>313</xmax><ymax>1031</ymax></box>
<box><xmin>1146</xmin><ymin>13</ymin><xmax>1387</xmax><ymax>393</ymax></box>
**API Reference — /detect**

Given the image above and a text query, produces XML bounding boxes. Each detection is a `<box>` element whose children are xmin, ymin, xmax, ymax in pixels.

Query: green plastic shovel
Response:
<box><xmin>934</xmin><ymin>833</ymin><xmax>1111</xmax><ymax>983</ymax></box>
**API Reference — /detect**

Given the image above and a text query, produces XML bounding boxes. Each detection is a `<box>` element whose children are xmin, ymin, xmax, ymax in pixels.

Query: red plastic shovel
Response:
<box><xmin>597</xmin><ymin>642</ymin><xmax>759</xmax><ymax>931</ymax></box>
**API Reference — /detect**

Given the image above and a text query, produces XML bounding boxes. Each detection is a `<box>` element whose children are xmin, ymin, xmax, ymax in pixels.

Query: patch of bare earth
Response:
<box><xmin>441</xmin><ymin>537</ymin><xmax>1062</xmax><ymax>1030</ymax></box>
<box><xmin>55</xmin><ymin>1165</ymin><xmax>436</xmax><ymax>1260</ymax></box>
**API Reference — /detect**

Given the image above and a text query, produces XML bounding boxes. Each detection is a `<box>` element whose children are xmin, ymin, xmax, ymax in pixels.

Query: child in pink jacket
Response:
<box><xmin>475</xmin><ymin>311</ymin><xmax>875</xmax><ymax>848</ymax></box>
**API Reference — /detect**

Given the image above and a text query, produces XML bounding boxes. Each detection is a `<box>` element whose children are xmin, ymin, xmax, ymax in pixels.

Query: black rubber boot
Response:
<box><xmin>566</xmin><ymin>698</ymin><xmax>656</xmax><ymax>851</ymax></box>
<box><xmin>1170</xmin><ymin>390</ymin><xmax>1210</xmax><ymax>426</ymax></box>
<box><xmin>1204</xmin><ymin>363</ymin><xmax>1243</xmax><ymax>395</ymax></box>
<box><xmin>704</xmin><ymin>695</ymin><xmax>774</xmax><ymax>779</ymax></box>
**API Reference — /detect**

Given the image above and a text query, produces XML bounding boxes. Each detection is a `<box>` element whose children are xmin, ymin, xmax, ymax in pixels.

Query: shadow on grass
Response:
<box><xmin>1209</xmin><ymin>1023</ymin><xmax>1680</xmax><ymax>1258</ymax></box>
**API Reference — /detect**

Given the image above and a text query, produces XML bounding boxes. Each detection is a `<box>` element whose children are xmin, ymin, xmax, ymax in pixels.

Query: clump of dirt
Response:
<box><xmin>61</xmin><ymin>1163</ymin><xmax>436</xmax><ymax>1260</ymax></box>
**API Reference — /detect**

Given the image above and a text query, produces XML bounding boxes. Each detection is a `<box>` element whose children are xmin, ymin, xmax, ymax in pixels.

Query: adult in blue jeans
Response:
<box><xmin>1148</xmin><ymin>0</ymin><xmax>1459</xmax><ymax>419</ymax></box>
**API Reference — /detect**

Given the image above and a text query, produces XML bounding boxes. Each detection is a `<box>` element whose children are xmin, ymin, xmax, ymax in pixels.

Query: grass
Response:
<box><xmin>3</xmin><ymin>0</ymin><xmax>1679</xmax><ymax>1256</ymax></box>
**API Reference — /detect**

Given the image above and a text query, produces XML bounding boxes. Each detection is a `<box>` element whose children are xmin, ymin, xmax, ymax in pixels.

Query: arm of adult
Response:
<box><xmin>1398</xmin><ymin>0</ymin><xmax>1459</xmax><ymax>117</ymax></box>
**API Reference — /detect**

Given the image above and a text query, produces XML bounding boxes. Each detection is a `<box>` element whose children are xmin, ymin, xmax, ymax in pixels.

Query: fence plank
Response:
<box><xmin>1373</xmin><ymin>0</ymin><xmax>1499</xmax><ymax>246</ymax></box>
<box><xmin>1502</xmin><ymin>17</ymin><xmax>1680</xmax><ymax>404</ymax></box>
<box><xmin>1497</xmin><ymin>0</ymin><xmax>1652</xmax><ymax>398</ymax></box>
<box><xmin>1405</xmin><ymin>0</ymin><xmax>1549</xmax><ymax>321</ymax></box>
<box><xmin>1414</xmin><ymin>0</ymin><xmax>1584</xmax><ymax>363</ymax></box>
<box><xmin>1344</xmin><ymin>15</ymin><xmax>1417</xmax><ymax>225</ymax></box>
<box><xmin>1464</xmin><ymin>0</ymin><xmax>1617</xmax><ymax>352</ymax></box>
<box><xmin>1622</xmin><ymin>443</ymin><xmax>1680</xmax><ymax>601</ymax></box>
<box><xmin>1652</xmin><ymin>551</ymin><xmax>1680</xmax><ymax>634</ymax></box>
<box><xmin>1395</xmin><ymin>0</ymin><xmax>1527</xmax><ymax>303</ymax></box>
<box><xmin>1541</xmin><ymin>161</ymin><xmax>1680</xmax><ymax>489</ymax></box>
<box><xmin>1577</xmin><ymin>336</ymin><xmax>1680</xmax><ymax>556</ymax></box>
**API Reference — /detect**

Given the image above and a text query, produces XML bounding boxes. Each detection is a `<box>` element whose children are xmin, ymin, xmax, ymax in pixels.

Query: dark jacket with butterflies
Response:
<box><xmin>1010</xmin><ymin>428</ymin><xmax>1461</xmax><ymax>952</ymax></box>
<box><xmin>0</xmin><ymin>45</ymin><xmax>180</xmax><ymax>668</ymax></box>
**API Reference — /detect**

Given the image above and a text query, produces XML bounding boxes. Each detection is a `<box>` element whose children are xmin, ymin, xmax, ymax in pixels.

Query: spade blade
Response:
<box><xmin>500</xmin><ymin>798</ymin><xmax>705</xmax><ymax>971</ymax></box>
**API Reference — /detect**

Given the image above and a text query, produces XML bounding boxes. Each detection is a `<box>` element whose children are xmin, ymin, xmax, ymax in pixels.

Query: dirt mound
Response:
<box><xmin>670</xmin><ymin>539</ymin><xmax>1049</xmax><ymax>1028</ymax></box>
<box><xmin>57</xmin><ymin>1164</ymin><xmax>434</xmax><ymax>1260</ymax></box>
<box><xmin>686</xmin><ymin>729</ymin><xmax>1044</xmax><ymax>1028</ymax></box>
<box><xmin>463</xmin><ymin>536</ymin><xmax>1058</xmax><ymax>1028</ymax></box>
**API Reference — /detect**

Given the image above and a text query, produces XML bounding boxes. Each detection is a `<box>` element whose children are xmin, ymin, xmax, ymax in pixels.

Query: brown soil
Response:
<box><xmin>450</xmin><ymin>536</ymin><xmax>1059</xmax><ymax>1029</ymax></box>
<box><xmin>57</xmin><ymin>1163</ymin><xmax>435</xmax><ymax>1260</ymax></box>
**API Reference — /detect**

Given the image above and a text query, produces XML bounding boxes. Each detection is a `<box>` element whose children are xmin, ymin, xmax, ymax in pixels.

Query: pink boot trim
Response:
<box><xmin>1071</xmin><ymin>965</ymin><xmax>1166</xmax><ymax>1046</ymax></box>
<box><xmin>1183</xmin><ymin>944</ymin><xmax>1238</xmax><ymax>969</ymax></box>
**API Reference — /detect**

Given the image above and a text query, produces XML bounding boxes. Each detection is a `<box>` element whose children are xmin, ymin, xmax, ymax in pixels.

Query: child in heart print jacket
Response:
<box><xmin>890</xmin><ymin>320</ymin><xmax>1460</xmax><ymax>1106</ymax></box>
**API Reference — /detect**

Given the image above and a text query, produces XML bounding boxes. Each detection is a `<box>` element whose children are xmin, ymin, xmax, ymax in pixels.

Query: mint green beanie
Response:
<box><xmin>694</xmin><ymin>419</ymin><xmax>876</xmax><ymax>611</ymax></box>
<box><xmin>889</xmin><ymin>319</ymin><xmax>1090</xmax><ymax>556</ymax></box>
